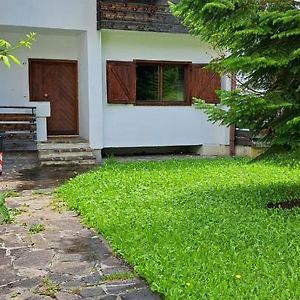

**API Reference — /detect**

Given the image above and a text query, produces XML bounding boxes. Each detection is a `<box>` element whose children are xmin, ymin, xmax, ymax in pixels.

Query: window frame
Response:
<box><xmin>134</xmin><ymin>60</ymin><xmax>192</xmax><ymax>106</ymax></box>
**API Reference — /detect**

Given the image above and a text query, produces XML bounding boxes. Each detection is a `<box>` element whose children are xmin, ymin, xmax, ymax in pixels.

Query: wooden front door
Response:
<box><xmin>29</xmin><ymin>59</ymin><xmax>78</xmax><ymax>135</ymax></box>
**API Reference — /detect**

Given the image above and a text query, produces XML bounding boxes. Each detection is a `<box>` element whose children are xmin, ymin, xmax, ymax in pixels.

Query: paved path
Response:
<box><xmin>0</xmin><ymin>153</ymin><xmax>161</xmax><ymax>299</ymax></box>
<box><xmin>0</xmin><ymin>153</ymin><xmax>96</xmax><ymax>192</ymax></box>
<box><xmin>0</xmin><ymin>190</ymin><xmax>161</xmax><ymax>300</ymax></box>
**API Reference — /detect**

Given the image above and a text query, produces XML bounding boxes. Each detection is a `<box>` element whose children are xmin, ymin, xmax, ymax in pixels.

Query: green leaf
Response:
<box><xmin>8</xmin><ymin>55</ymin><xmax>21</xmax><ymax>65</ymax></box>
<box><xmin>2</xmin><ymin>55</ymin><xmax>11</xmax><ymax>68</ymax></box>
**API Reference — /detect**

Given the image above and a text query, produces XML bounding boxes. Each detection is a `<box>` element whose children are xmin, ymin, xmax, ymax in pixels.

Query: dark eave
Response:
<box><xmin>97</xmin><ymin>0</ymin><xmax>187</xmax><ymax>34</ymax></box>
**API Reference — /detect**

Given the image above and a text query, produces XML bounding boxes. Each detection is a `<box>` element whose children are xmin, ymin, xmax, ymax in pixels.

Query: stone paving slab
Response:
<box><xmin>0</xmin><ymin>191</ymin><xmax>161</xmax><ymax>300</ymax></box>
<box><xmin>0</xmin><ymin>153</ymin><xmax>97</xmax><ymax>192</ymax></box>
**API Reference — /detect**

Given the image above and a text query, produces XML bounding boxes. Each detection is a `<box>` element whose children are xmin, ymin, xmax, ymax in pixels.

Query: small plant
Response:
<box><xmin>11</xmin><ymin>206</ymin><xmax>28</xmax><ymax>216</ymax></box>
<box><xmin>36</xmin><ymin>277</ymin><xmax>60</xmax><ymax>298</ymax></box>
<box><xmin>32</xmin><ymin>190</ymin><xmax>53</xmax><ymax>196</ymax></box>
<box><xmin>102</xmin><ymin>272</ymin><xmax>135</xmax><ymax>282</ymax></box>
<box><xmin>49</xmin><ymin>198</ymin><xmax>67</xmax><ymax>213</ymax></box>
<box><xmin>105</xmin><ymin>154</ymin><xmax>117</xmax><ymax>165</ymax></box>
<box><xmin>0</xmin><ymin>194</ymin><xmax>11</xmax><ymax>224</ymax></box>
<box><xmin>9</xmin><ymin>291</ymin><xmax>20</xmax><ymax>298</ymax></box>
<box><xmin>70</xmin><ymin>287</ymin><xmax>81</xmax><ymax>295</ymax></box>
<box><xmin>4</xmin><ymin>190</ymin><xmax>20</xmax><ymax>198</ymax></box>
<box><xmin>6</xmin><ymin>206</ymin><xmax>29</xmax><ymax>224</ymax></box>
<box><xmin>29</xmin><ymin>223</ymin><xmax>45</xmax><ymax>234</ymax></box>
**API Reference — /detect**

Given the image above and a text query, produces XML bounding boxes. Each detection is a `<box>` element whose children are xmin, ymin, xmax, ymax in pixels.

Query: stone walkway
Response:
<box><xmin>0</xmin><ymin>190</ymin><xmax>161</xmax><ymax>300</ymax></box>
<box><xmin>0</xmin><ymin>153</ymin><xmax>96</xmax><ymax>192</ymax></box>
<box><xmin>0</xmin><ymin>153</ymin><xmax>161</xmax><ymax>300</ymax></box>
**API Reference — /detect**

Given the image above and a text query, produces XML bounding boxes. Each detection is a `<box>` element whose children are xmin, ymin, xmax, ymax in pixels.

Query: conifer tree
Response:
<box><xmin>172</xmin><ymin>0</ymin><xmax>300</xmax><ymax>150</ymax></box>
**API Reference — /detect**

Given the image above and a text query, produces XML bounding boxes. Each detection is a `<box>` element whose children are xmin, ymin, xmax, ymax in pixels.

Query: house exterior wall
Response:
<box><xmin>0</xmin><ymin>1</ymin><xmax>231</xmax><ymax>153</ymax></box>
<box><xmin>0</xmin><ymin>0</ymin><xmax>95</xmax><ymax>31</ymax></box>
<box><xmin>101</xmin><ymin>30</ymin><xmax>230</xmax><ymax>148</ymax></box>
<box><xmin>0</xmin><ymin>31</ymin><xmax>80</xmax><ymax>104</ymax></box>
<box><xmin>0</xmin><ymin>0</ymin><xmax>103</xmax><ymax>148</ymax></box>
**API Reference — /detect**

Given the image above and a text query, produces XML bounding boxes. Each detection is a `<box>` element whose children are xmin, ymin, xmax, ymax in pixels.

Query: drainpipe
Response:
<box><xmin>229</xmin><ymin>74</ymin><xmax>237</xmax><ymax>156</ymax></box>
<box><xmin>0</xmin><ymin>131</ymin><xmax>3</xmax><ymax>175</ymax></box>
<box><xmin>229</xmin><ymin>125</ymin><xmax>236</xmax><ymax>156</ymax></box>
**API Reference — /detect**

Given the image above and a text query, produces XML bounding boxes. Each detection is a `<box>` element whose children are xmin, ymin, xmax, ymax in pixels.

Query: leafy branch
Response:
<box><xmin>0</xmin><ymin>32</ymin><xmax>36</xmax><ymax>68</ymax></box>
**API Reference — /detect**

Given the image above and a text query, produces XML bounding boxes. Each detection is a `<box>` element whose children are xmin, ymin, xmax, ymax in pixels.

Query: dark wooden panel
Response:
<box><xmin>29</xmin><ymin>59</ymin><xmax>78</xmax><ymax>135</ymax></box>
<box><xmin>0</xmin><ymin>123</ymin><xmax>36</xmax><ymax>131</ymax></box>
<box><xmin>0</xmin><ymin>106</ymin><xmax>36</xmax><ymax>110</ymax></box>
<box><xmin>235</xmin><ymin>129</ymin><xmax>254</xmax><ymax>146</ymax></box>
<box><xmin>107</xmin><ymin>61</ymin><xmax>136</xmax><ymax>104</ymax></box>
<box><xmin>190</xmin><ymin>64</ymin><xmax>221</xmax><ymax>104</ymax></box>
<box><xmin>3</xmin><ymin>141</ymin><xmax>37</xmax><ymax>152</ymax></box>
<box><xmin>0</xmin><ymin>108</ymin><xmax>37</xmax><ymax>152</ymax></box>
<box><xmin>235</xmin><ymin>137</ymin><xmax>254</xmax><ymax>146</ymax></box>
<box><xmin>0</xmin><ymin>114</ymin><xmax>35</xmax><ymax>122</ymax></box>
<box><xmin>236</xmin><ymin>130</ymin><xmax>252</xmax><ymax>138</ymax></box>
<box><xmin>97</xmin><ymin>0</ymin><xmax>186</xmax><ymax>33</ymax></box>
<box><xmin>2</xmin><ymin>133</ymin><xmax>36</xmax><ymax>140</ymax></box>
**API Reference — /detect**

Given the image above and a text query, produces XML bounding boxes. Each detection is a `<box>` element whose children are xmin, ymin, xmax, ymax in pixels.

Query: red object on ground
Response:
<box><xmin>0</xmin><ymin>152</ymin><xmax>3</xmax><ymax>175</ymax></box>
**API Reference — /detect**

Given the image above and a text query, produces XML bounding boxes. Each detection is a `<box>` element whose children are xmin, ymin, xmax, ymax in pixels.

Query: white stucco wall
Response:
<box><xmin>0</xmin><ymin>31</ymin><xmax>81</xmax><ymax>104</ymax></box>
<box><xmin>0</xmin><ymin>0</ymin><xmax>103</xmax><ymax>148</ymax></box>
<box><xmin>101</xmin><ymin>30</ymin><xmax>230</xmax><ymax>148</ymax></box>
<box><xmin>0</xmin><ymin>0</ymin><xmax>96</xmax><ymax>31</ymax></box>
<box><xmin>0</xmin><ymin>1</ymin><xmax>230</xmax><ymax>151</ymax></box>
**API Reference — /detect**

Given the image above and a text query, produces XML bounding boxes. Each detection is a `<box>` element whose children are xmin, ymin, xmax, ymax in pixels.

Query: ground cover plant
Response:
<box><xmin>58</xmin><ymin>158</ymin><xmax>300</xmax><ymax>299</ymax></box>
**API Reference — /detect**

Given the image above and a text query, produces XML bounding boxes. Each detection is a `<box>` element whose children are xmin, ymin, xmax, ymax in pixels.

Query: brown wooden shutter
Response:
<box><xmin>107</xmin><ymin>61</ymin><xmax>136</xmax><ymax>104</ymax></box>
<box><xmin>190</xmin><ymin>64</ymin><xmax>221</xmax><ymax>104</ymax></box>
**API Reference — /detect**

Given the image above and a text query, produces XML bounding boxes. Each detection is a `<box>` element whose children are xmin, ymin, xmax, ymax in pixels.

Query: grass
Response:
<box><xmin>0</xmin><ymin>193</ymin><xmax>28</xmax><ymax>225</ymax></box>
<box><xmin>29</xmin><ymin>223</ymin><xmax>45</xmax><ymax>234</ymax></box>
<box><xmin>0</xmin><ymin>194</ymin><xmax>10</xmax><ymax>224</ymax></box>
<box><xmin>58</xmin><ymin>158</ymin><xmax>300</xmax><ymax>299</ymax></box>
<box><xmin>3</xmin><ymin>190</ymin><xmax>20</xmax><ymax>198</ymax></box>
<box><xmin>36</xmin><ymin>277</ymin><xmax>60</xmax><ymax>298</ymax></box>
<box><xmin>102</xmin><ymin>272</ymin><xmax>135</xmax><ymax>282</ymax></box>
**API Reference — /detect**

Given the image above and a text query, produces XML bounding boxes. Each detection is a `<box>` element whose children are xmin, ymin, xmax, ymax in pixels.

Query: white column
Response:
<box><xmin>34</xmin><ymin>102</ymin><xmax>51</xmax><ymax>142</ymax></box>
<box><xmin>86</xmin><ymin>30</ymin><xmax>103</xmax><ymax>150</ymax></box>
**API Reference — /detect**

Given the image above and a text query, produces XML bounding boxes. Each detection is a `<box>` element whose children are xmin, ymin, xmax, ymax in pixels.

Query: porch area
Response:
<box><xmin>0</xmin><ymin>25</ymin><xmax>103</xmax><ymax>156</ymax></box>
<box><xmin>0</xmin><ymin>106</ymin><xmax>98</xmax><ymax>166</ymax></box>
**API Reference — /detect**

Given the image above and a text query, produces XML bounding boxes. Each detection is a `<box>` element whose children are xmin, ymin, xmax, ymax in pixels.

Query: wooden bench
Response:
<box><xmin>0</xmin><ymin>106</ymin><xmax>37</xmax><ymax>152</ymax></box>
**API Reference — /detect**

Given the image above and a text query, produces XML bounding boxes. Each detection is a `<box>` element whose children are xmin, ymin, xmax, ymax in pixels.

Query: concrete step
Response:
<box><xmin>40</xmin><ymin>153</ymin><xmax>96</xmax><ymax>162</ymax></box>
<box><xmin>41</xmin><ymin>159</ymin><xmax>97</xmax><ymax>166</ymax></box>
<box><xmin>38</xmin><ymin>142</ymin><xmax>90</xmax><ymax>151</ymax></box>
<box><xmin>39</xmin><ymin>151</ymin><xmax>95</xmax><ymax>160</ymax></box>
<box><xmin>37</xmin><ymin>138</ymin><xmax>97</xmax><ymax>166</ymax></box>
<box><xmin>39</xmin><ymin>148</ymin><xmax>94</xmax><ymax>157</ymax></box>
<box><xmin>38</xmin><ymin>147</ymin><xmax>93</xmax><ymax>154</ymax></box>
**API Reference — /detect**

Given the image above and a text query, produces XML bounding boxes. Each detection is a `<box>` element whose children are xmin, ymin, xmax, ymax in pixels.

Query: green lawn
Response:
<box><xmin>58</xmin><ymin>158</ymin><xmax>300</xmax><ymax>299</ymax></box>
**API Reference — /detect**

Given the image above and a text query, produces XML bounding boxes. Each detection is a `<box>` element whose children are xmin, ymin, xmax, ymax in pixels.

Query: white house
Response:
<box><xmin>0</xmin><ymin>0</ymin><xmax>233</xmax><ymax>163</ymax></box>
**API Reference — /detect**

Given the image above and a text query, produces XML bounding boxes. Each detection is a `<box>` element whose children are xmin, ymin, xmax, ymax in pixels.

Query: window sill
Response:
<box><xmin>135</xmin><ymin>101</ymin><xmax>191</xmax><ymax>106</ymax></box>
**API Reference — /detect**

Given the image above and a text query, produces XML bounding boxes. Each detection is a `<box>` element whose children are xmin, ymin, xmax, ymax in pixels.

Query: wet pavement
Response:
<box><xmin>0</xmin><ymin>191</ymin><xmax>161</xmax><ymax>300</ymax></box>
<box><xmin>0</xmin><ymin>153</ymin><xmax>97</xmax><ymax>192</ymax></box>
<box><xmin>0</xmin><ymin>153</ymin><xmax>162</xmax><ymax>300</ymax></box>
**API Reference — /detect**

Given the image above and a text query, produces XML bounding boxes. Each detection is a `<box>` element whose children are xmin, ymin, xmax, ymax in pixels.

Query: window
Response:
<box><xmin>107</xmin><ymin>60</ymin><xmax>221</xmax><ymax>105</ymax></box>
<box><xmin>136</xmin><ymin>63</ymin><xmax>186</xmax><ymax>104</ymax></box>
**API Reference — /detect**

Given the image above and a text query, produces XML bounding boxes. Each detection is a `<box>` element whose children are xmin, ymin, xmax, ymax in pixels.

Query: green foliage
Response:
<box><xmin>137</xmin><ymin>65</ymin><xmax>159</xmax><ymax>100</ymax></box>
<box><xmin>171</xmin><ymin>0</ymin><xmax>300</xmax><ymax>150</ymax></box>
<box><xmin>0</xmin><ymin>194</ymin><xmax>10</xmax><ymax>224</ymax></box>
<box><xmin>36</xmin><ymin>277</ymin><xmax>60</xmax><ymax>298</ymax></box>
<box><xmin>3</xmin><ymin>190</ymin><xmax>20</xmax><ymax>198</ymax></box>
<box><xmin>102</xmin><ymin>272</ymin><xmax>135</xmax><ymax>282</ymax></box>
<box><xmin>58</xmin><ymin>159</ymin><xmax>300</xmax><ymax>299</ymax></box>
<box><xmin>0</xmin><ymin>32</ymin><xmax>36</xmax><ymax>68</ymax></box>
<box><xmin>29</xmin><ymin>223</ymin><xmax>45</xmax><ymax>234</ymax></box>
